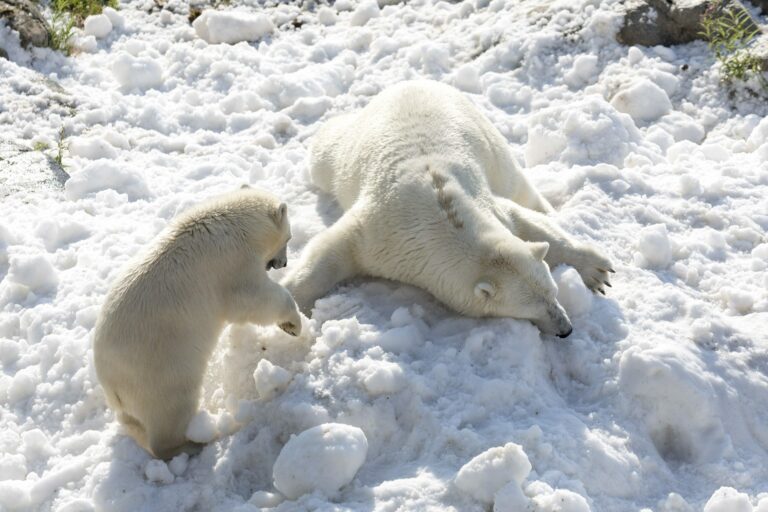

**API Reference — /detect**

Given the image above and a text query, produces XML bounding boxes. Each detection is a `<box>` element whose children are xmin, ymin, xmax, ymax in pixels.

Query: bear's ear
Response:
<box><xmin>529</xmin><ymin>242</ymin><xmax>549</xmax><ymax>261</ymax></box>
<box><xmin>271</xmin><ymin>203</ymin><xmax>288</xmax><ymax>226</ymax></box>
<box><xmin>240</xmin><ymin>183</ymin><xmax>251</xmax><ymax>189</ymax></box>
<box><xmin>474</xmin><ymin>281</ymin><xmax>495</xmax><ymax>300</ymax></box>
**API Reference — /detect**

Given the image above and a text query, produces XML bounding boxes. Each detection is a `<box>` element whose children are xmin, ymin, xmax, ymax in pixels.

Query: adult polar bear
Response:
<box><xmin>283</xmin><ymin>81</ymin><xmax>613</xmax><ymax>337</ymax></box>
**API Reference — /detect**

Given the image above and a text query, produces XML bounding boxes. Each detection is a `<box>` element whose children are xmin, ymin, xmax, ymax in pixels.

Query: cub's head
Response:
<box><xmin>457</xmin><ymin>238</ymin><xmax>572</xmax><ymax>338</ymax></box>
<box><xmin>234</xmin><ymin>186</ymin><xmax>292</xmax><ymax>270</ymax></box>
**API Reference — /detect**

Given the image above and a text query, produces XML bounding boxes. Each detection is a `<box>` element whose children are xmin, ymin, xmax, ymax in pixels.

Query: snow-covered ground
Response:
<box><xmin>1</xmin><ymin>0</ymin><xmax>768</xmax><ymax>510</ymax></box>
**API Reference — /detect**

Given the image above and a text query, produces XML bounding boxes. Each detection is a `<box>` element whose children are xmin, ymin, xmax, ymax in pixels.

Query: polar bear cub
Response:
<box><xmin>94</xmin><ymin>187</ymin><xmax>301</xmax><ymax>460</ymax></box>
<box><xmin>282</xmin><ymin>80</ymin><xmax>613</xmax><ymax>337</ymax></box>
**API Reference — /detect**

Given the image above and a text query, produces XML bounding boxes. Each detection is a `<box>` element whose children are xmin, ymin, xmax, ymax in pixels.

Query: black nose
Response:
<box><xmin>557</xmin><ymin>327</ymin><xmax>573</xmax><ymax>339</ymax></box>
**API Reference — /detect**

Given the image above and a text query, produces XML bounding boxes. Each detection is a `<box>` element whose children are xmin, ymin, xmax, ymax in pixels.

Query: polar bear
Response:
<box><xmin>94</xmin><ymin>187</ymin><xmax>302</xmax><ymax>460</ymax></box>
<box><xmin>282</xmin><ymin>80</ymin><xmax>613</xmax><ymax>337</ymax></box>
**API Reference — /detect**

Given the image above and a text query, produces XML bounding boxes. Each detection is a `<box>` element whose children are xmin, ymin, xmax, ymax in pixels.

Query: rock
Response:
<box><xmin>617</xmin><ymin>0</ymin><xmax>760</xmax><ymax>47</ymax></box>
<box><xmin>0</xmin><ymin>0</ymin><xmax>51</xmax><ymax>48</ymax></box>
<box><xmin>0</xmin><ymin>140</ymin><xmax>69</xmax><ymax>198</ymax></box>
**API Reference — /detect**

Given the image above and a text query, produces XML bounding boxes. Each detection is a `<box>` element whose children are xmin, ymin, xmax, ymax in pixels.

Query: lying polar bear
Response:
<box><xmin>94</xmin><ymin>187</ymin><xmax>301</xmax><ymax>459</ymax></box>
<box><xmin>283</xmin><ymin>80</ymin><xmax>613</xmax><ymax>337</ymax></box>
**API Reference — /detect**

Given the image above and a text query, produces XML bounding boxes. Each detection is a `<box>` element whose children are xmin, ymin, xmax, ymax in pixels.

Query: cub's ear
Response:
<box><xmin>240</xmin><ymin>183</ymin><xmax>251</xmax><ymax>189</ymax></box>
<box><xmin>474</xmin><ymin>281</ymin><xmax>495</xmax><ymax>300</ymax></box>
<box><xmin>529</xmin><ymin>242</ymin><xmax>549</xmax><ymax>261</ymax></box>
<box><xmin>271</xmin><ymin>202</ymin><xmax>288</xmax><ymax>226</ymax></box>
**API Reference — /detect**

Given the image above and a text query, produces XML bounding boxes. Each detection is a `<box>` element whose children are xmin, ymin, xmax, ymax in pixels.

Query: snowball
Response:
<box><xmin>8</xmin><ymin>367</ymin><xmax>38</xmax><ymax>402</ymax></box>
<box><xmin>532</xmin><ymin>489</ymin><xmax>592</xmax><ymax>512</ymax></box>
<box><xmin>564</xmin><ymin>55</ymin><xmax>599</xmax><ymax>88</ymax></box>
<box><xmin>144</xmin><ymin>460</ymin><xmax>174</xmax><ymax>484</ymax></box>
<box><xmin>350</xmin><ymin>0</ymin><xmax>380</xmax><ymax>26</ymax></box>
<box><xmin>64</xmin><ymin>160</ymin><xmax>150</xmax><ymax>201</ymax></box>
<box><xmin>193</xmin><ymin>10</ymin><xmax>274</xmax><ymax>44</ymax></box>
<box><xmin>636</xmin><ymin>224</ymin><xmax>672</xmax><ymax>269</ymax></box>
<box><xmin>185</xmin><ymin>411</ymin><xmax>218</xmax><ymax>444</ymax></box>
<box><xmin>69</xmin><ymin>136</ymin><xmax>118</xmax><ymax>160</ymax></box>
<box><xmin>360</xmin><ymin>360</ymin><xmax>405</xmax><ymax>396</ymax></box>
<box><xmin>273</xmin><ymin>423</ymin><xmax>368</xmax><ymax>499</ymax></box>
<box><xmin>453</xmin><ymin>64</ymin><xmax>481</xmax><ymax>93</ymax></box>
<box><xmin>610</xmin><ymin>80</ymin><xmax>671</xmax><ymax>123</ymax></box>
<box><xmin>317</xmin><ymin>7</ymin><xmax>338</xmax><ymax>26</ymax></box>
<box><xmin>253</xmin><ymin>359</ymin><xmax>293</xmax><ymax>400</ymax></box>
<box><xmin>703</xmin><ymin>487</ymin><xmax>753</xmax><ymax>512</ymax></box>
<box><xmin>552</xmin><ymin>266</ymin><xmax>593</xmax><ymax>317</ymax></box>
<box><xmin>73</xmin><ymin>35</ymin><xmax>98</xmax><ymax>53</ymax></box>
<box><xmin>102</xmin><ymin>7</ymin><xmax>124</xmax><ymax>29</ymax></box>
<box><xmin>493</xmin><ymin>481</ymin><xmax>530</xmax><ymax>512</ymax></box>
<box><xmin>454</xmin><ymin>443</ymin><xmax>532</xmax><ymax>503</ymax></box>
<box><xmin>111</xmin><ymin>52</ymin><xmax>163</xmax><ymax>91</ymax></box>
<box><xmin>7</xmin><ymin>254</ymin><xmax>58</xmax><ymax>296</ymax></box>
<box><xmin>168</xmin><ymin>453</ymin><xmax>189</xmax><ymax>476</ymax></box>
<box><xmin>83</xmin><ymin>14</ymin><xmax>112</xmax><ymax>39</ymax></box>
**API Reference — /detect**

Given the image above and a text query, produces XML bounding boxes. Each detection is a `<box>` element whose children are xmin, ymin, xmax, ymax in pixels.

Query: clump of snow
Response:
<box><xmin>350</xmin><ymin>0</ymin><xmax>380</xmax><ymax>26</ymax></box>
<box><xmin>185</xmin><ymin>411</ymin><xmax>218</xmax><ymax>444</ymax></box>
<box><xmin>552</xmin><ymin>266</ymin><xmax>593</xmax><ymax>317</ymax></box>
<box><xmin>532</xmin><ymin>488</ymin><xmax>592</xmax><ymax>512</ymax></box>
<box><xmin>249</xmin><ymin>490</ymin><xmax>283</xmax><ymax>507</ymax></box>
<box><xmin>493</xmin><ymin>481</ymin><xmax>530</xmax><ymax>512</ymax></box>
<box><xmin>102</xmin><ymin>6</ymin><xmax>124</xmax><ymax>29</ymax></box>
<box><xmin>318</xmin><ymin>6</ymin><xmax>338</xmax><ymax>26</ymax></box>
<box><xmin>454</xmin><ymin>443</ymin><xmax>531</xmax><ymax>504</ymax></box>
<box><xmin>358</xmin><ymin>358</ymin><xmax>405</xmax><ymax>396</ymax></box>
<box><xmin>525</xmin><ymin>97</ymin><xmax>650</xmax><ymax>167</ymax></box>
<box><xmin>635</xmin><ymin>224</ymin><xmax>673</xmax><ymax>269</ymax></box>
<box><xmin>69</xmin><ymin>136</ymin><xmax>118</xmax><ymax>160</ymax></box>
<box><xmin>703</xmin><ymin>487</ymin><xmax>753</xmax><ymax>512</ymax></box>
<box><xmin>610</xmin><ymin>79</ymin><xmax>671</xmax><ymax>123</ymax></box>
<box><xmin>6</xmin><ymin>253</ymin><xmax>58</xmax><ymax>296</ymax></box>
<box><xmin>272</xmin><ymin>423</ymin><xmax>368</xmax><ymax>499</ymax></box>
<box><xmin>565</xmin><ymin>55</ymin><xmax>599</xmax><ymax>88</ymax></box>
<box><xmin>111</xmin><ymin>52</ymin><xmax>163</xmax><ymax>91</ymax></box>
<box><xmin>83</xmin><ymin>14</ymin><xmax>112</xmax><ymax>39</ymax></box>
<box><xmin>35</xmin><ymin>219</ymin><xmax>90</xmax><ymax>252</ymax></box>
<box><xmin>253</xmin><ymin>359</ymin><xmax>292</xmax><ymax>400</ymax></box>
<box><xmin>746</xmin><ymin>116</ymin><xmax>768</xmax><ymax>150</ymax></box>
<box><xmin>144</xmin><ymin>460</ymin><xmax>174</xmax><ymax>484</ymax></box>
<box><xmin>453</xmin><ymin>64</ymin><xmax>482</xmax><ymax>93</ymax></box>
<box><xmin>193</xmin><ymin>10</ymin><xmax>274</xmax><ymax>44</ymax></box>
<box><xmin>64</xmin><ymin>160</ymin><xmax>150</xmax><ymax>201</ymax></box>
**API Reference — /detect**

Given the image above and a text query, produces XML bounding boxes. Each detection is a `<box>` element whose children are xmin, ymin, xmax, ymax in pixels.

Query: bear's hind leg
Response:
<box><xmin>281</xmin><ymin>210</ymin><xmax>363</xmax><ymax>315</ymax></box>
<box><xmin>144</xmin><ymin>392</ymin><xmax>201</xmax><ymax>460</ymax></box>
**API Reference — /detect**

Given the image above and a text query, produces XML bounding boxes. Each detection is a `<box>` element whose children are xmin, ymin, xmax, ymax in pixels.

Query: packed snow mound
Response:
<box><xmin>524</xmin><ymin>96</ymin><xmax>652</xmax><ymax>167</ymax></box>
<box><xmin>193</xmin><ymin>10</ymin><xmax>274</xmax><ymax>45</ymax></box>
<box><xmin>552</xmin><ymin>266</ymin><xmax>593</xmax><ymax>318</ymax></box>
<box><xmin>111</xmin><ymin>52</ymin><xmax>163</xmax><ymax>91</ymax></box>
<box><xmin>64</xmin><ymin>160</ymin><xmax>149</xmax><ymax>201</ymax></box>
<box><xmin>83</xmin><ymin>14</ymin><xmax>112</xmax><ymax>39</ymax></box>
<box><xmin>455</xmin><ymin>442</ymin><xmax>531</xmax><ymax>504</ymax></box>
<box><xmin>272</xmin><ymin>423</ymin><xmax>368</xmax><ymax>499</ymax></box>
<box><xmin>610</xmin><ymin>79</ymin><xmax>672</xmax><ymax>123</ymax></box>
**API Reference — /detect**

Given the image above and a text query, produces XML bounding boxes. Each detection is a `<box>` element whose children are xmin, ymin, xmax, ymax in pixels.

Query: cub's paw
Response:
<box><xmin>569</xmin><ymin>244</ymin><xmax>614</xmax><ymax>295</ymax></box>
<box><xmin>279</xmin><ymin>320</ymin><xmax>301</xmax><ymax>337</ymax></box>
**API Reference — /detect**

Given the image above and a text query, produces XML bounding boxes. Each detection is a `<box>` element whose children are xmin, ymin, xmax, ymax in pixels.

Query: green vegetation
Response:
<box><xmin>54</xmin><ymin>127</ymin><xmax>68</xmax><ymax>168</ymax></box>
<box><xmin>700</xmin><ymin>2</ymin><xmax>765</xmax><ymax>86</ymax></box>
<box><xmin>47</xmin><ymin>0</ymin><xmax>118</xmax><ymax>54</ymax></box>
<box><xmin>32</xmin><ymin>141</ymin><xmax>50</xmax><ymax>152</ymax></box>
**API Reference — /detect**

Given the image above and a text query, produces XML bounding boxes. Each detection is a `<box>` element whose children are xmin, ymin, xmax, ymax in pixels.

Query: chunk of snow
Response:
<box><xmin>564</xmin><ymin>55</ymin><xmax>599</xmax><ymax>88</ymax></box>
<box><xmin>64</xmin><ymin>160</ymin><xmax>150</xmax><ymax>201</ymax></box>
<box><xmin>112</xmin><ymin>52</ymin><xmax>163</xmax><ymax>91</ymax></box>
<box><xmin>253</xmin><ymin>359</ymin><xmax>293</xmax><ymax>400</ymax></box>
<box><xmin>453</xmin><ymin>64</ymin><xmax>481</xmax><ymax>93</ymax></box>
<box><xmin>144</xmin><ymin>460</ymin><xmax>174</xmax><ymax>484</ymax></box>
<box><xmin>273</xmin><ymin>423</ymin><xmax>368</xmax><ymax>499</ymax></box>
<box><xmin>532</xmin><ymin>489</ymin><xmax>592</xmax><ymax>512</ymax></box>
<box><xmin>703</xmin><ymin>487</ymin><xmax>753</xmax><ymax>512</ymax></box>
<box><xmin>350</xmin><ymin>0</ymin><xmax>380</xmax><ymax>26</ymax></box>
<box><xmin>454</xmin><ymin>443</ymin><xmax>531</xmax><ymax>504</ymax></box>
<box><xmin>636</xmin><ymin>224</ymin><xmax>672</xmax><ymax>269</ymax></box>
<box><xmin>553</xmin><ymin>266</ymin><xmax>593</xmax><ymax>317</ymax></box>
<box><xmin>493</xmin><ymin>481</ymin><xmax>530</xmax><ymax>512</ymax></box>
<box><xmin>35</xmin><ymin>219</ymin><xmax>90</xmax><ymax>252</ymax></box>
<box><xmin>185</xmin><ymin>411</ymin><xmax>218</xmax><ymax>444</ymax></box>
<box><xmin>360</xmin><ymin>359</ymin><xmax>405</xmax><ymax>396</ymax></box>
<box><xmin>69</xmin><ymin>136</ymin><xmax>118</xmax><ymax>160</ymax></box>
<box><xmin>84</xmin><ymin>14</ymin><xmax>113</xmax><ymax>39</ymax></box>
<box><xmin>318</xmin><ymin>7</ymin><xmax>338</xmax><ymax>26</ymax></box>
<box><xmin>7</xmin><ymin>254</ymin><xmax>58</xmax><ymax>296</ymax></box>
<box><xmin>610</xmin><ymin>80</ymin><xmax>671</xmax><ymax>123</ymax></box>
<box><xmin>193</xmin><ymin>10</ymin><xmax>274</xmax><ymax>44</ymax></box>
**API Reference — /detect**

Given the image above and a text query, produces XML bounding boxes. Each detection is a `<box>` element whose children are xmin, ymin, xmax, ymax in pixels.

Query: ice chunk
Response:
<box><xmin>636</xmin><ymin>224</ymin><xmax>672</xmax><ymax>269</ymax></box>
<box><xmin>454</xmin><ymin>443</ymin><xmax>531</xmax><ymax>503</ymax></box>
<box><xmin>193</xmin><ymin>10</ymin><xmax>274</xmax><ymax>44</ymax></box>
<box><xmin>112</xmin><ymin>52</ymin><xmax>163</xmax><ymax>91</ymax></box>
<box><xmin>84</xmin><ymin>14</ymin><xmax>112</xmax><ymax>39</ymax></box>
<box><xmin>273</xmin><ymin>423</ymin><xmax>368</xmax><ymax>499</ymax></box>
<box><xmin>253</xmin><ymin>359</ymin><xmax>293</xmax><ymax>400</ymax></box>
<box><xmin>610</xmin><ymin>79</ymin><xmax>671</xmax><ymax>123</ymax></box>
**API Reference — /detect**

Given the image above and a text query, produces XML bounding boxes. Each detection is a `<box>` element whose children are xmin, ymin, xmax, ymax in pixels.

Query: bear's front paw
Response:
<box><xmin>569</xmin><ymin>244</ymin><xmax>615</xmax><ymax>295</ymax></box>
<box><xmin>279</xmin><ymin>321</ymin><xmax>301</xmax><ymax>337</ymax></box>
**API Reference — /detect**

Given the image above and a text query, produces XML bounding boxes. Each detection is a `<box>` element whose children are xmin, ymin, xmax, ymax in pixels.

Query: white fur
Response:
<box><xmin>94</xmin><ymin>188</ymin><xmax>301</xmax><ymax>459</ymax></box>
<box><xmin>283</xmin><ymin>80</ymin><xmax>612</xmax><ymax>336</ymax></box>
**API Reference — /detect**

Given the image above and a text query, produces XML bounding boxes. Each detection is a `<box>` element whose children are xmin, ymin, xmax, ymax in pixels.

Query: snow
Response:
<box><xmin>454</xmin><ymin>442</ymin><xmax>531</xmax><ymax>504</ymax></box>
<box><xmin>272</xmin><ymin>423</ymin><xmax>368</xmax><ymax>499</ymax></box>
<box><xmin>1</xmin><ymin>0</ymin><xmax>767</xmax><ymax>510</ymax></box>
<box><xmin>83</xmin><ymin>14</ymin><xmax>113</xmax><ymax>39</ymax></box>
<box><xmin>193</xmin><ymin>10</ymin><xmax>274</xmax><ymax>45</ymax></box>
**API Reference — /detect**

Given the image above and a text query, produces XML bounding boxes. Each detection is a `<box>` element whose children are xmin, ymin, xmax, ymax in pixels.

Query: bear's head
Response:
<box><xmin>232</xmin><ymin>187</ymin><xmax>292</xmax><ymax>270</ymax></box>
<box><xmin>452</xmin><ymin>237</ymin><xmax>572</xmax><ymax>338</ymax></box>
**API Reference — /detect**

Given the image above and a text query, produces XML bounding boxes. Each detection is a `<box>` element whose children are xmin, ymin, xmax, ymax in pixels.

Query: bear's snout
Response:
<box><xmin>556</xmin><ymin>326</ymin><xmax>573</xmax><ymax>339</ymax></box>
<box><xmin>267</xmin><ymin>256</ymin><xmax>287</xmax><ymax>270</ymax></box>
